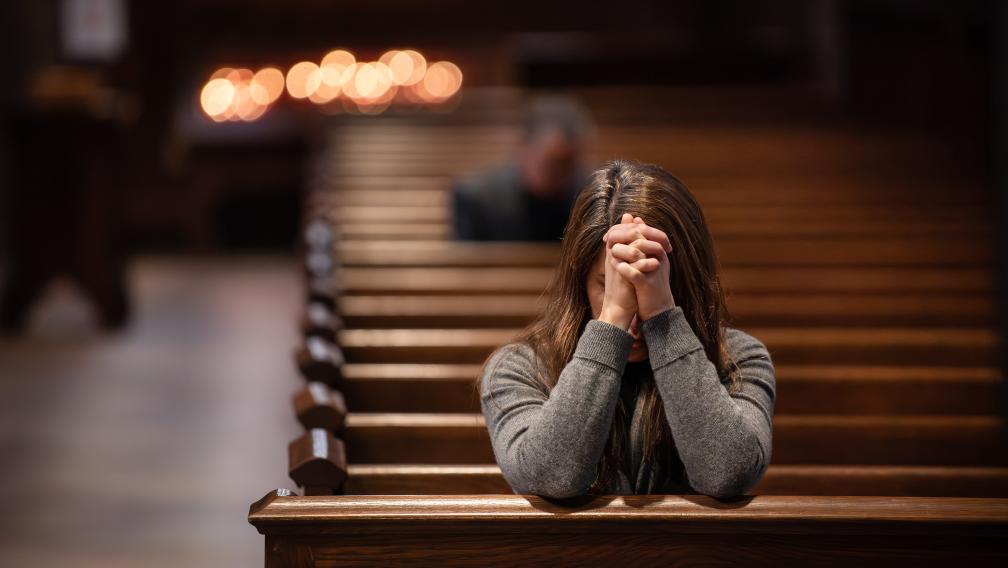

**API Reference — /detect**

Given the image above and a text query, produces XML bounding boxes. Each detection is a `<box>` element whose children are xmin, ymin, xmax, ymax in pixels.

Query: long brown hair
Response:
<box><xmin>482</xmin><ymin>159</ymin><xmax>739</xmax><ymax>493</ymax></box>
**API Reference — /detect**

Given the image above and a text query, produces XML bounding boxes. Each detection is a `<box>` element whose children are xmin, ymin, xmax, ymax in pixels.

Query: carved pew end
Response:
<box><xmin>303</xmin><ymin>218</ymin><xmax>336</xmax><ymax>250</ymax></box>
<box><xmin>306</xmin><ymin>273</ymin><xmax>339</xmax><ymax>309</ymax></box>
<box><xmin>305</xmin><ymin>250</ymin><xmax>337</xmax><ymax>277</ymax></box>
<box><xmin>301</xmin><ymin>301</ymin><xmax>344</xmax><ymax>343</ymax></box>
<box><xmin>295</xmin><ymin>337</ymin><xmax>345</xmax><ymax>387</ymax></box>
<box><xmin>294</xmin><ymin>381</ymin><xmax>348</xmax><ymax>433</ymax></box>
<box><xmin>288</xmin><ymin>428</ymin><xmax>348</xmax><ymax>496</ymax></box>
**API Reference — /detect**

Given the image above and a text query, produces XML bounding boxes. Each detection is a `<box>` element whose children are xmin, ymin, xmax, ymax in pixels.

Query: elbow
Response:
<box><xmin>504</xmin><ymin>444</ymin><xmax>596</xmax><ymax>499</ymax></box>
<box><xmin>511</xmin><ymin>461</ymin><xmax>595</xmax><ymax>499</ymax></box>
<box><xmin>688</xmin><ymin>434</ymin><xmax>769</xmax><ymax>500</ymax></box>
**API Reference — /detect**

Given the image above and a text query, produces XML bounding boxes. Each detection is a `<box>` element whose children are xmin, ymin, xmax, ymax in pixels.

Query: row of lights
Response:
<box><xmin>199</xmin><ymin>49</ymin><xmax>463</xmax><ymax>122</ymax></box>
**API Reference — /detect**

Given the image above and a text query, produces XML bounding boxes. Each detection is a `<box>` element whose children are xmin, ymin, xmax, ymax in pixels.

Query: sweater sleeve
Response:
<box><xmin>479</xmin><ymin>320</ymin><xmax>633</xmax><ymax>498</ymax></box>
<box><xmin>640</xmin><ymin>306</ymin><xmax>776</xmax><ymax>499</ymax></box>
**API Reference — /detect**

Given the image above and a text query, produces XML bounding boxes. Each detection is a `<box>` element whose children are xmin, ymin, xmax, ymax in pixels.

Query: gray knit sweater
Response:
<box><xmin>479</xmin><ymin>306</ymin><xmax>775</xmax><ymax>499</ymax></box>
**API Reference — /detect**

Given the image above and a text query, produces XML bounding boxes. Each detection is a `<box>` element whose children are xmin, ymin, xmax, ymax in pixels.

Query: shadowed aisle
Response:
<box><xmin>0</xmin><ymin>256</ymin><xmax>302</xmax><ymax>567</ymax></box>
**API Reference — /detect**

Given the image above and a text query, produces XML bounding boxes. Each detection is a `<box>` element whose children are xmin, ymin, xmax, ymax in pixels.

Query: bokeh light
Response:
<box><xmin>200</xmin><ymin>78</ymin><xmax>235</xmax><ymax>118</ymax></box>
<box><xmin>286</xmin><ymin>61</ymin><xmax>322</xmax><ymax>99</ymax></box>
<box><xmin>381</xmin><ymin>49</ymin><xmax>426</xmax><ymax>86</ymax></box>
<box><xmin>320</xmin><ymin>49</ymin><xmax>356</xmax><ymax>87</ymax></box>
<box><xmin>251</xmin><ymin>67</ymin><xmax>285</xmax><ymax>105</ymax></box>
<box><xmin>353</xmin><ymin>62</ymin><xmax>393</xmax><ymax>100</ymax></box>
<box><xmin>200</xmin><ymin>49</ymin><xmax>462</xmax><ymax>120</ymax></box>
<box><xmin>421</xmin><ymin>61</ymin><xmax>463</xmax><ymax>101</ymax></box>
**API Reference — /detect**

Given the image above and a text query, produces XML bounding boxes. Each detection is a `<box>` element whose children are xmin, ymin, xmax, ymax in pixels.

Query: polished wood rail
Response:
<box><xmin>249</xmin><ymin>492</ymin><xmax>1008</xmax><ymax>566</ymax></box>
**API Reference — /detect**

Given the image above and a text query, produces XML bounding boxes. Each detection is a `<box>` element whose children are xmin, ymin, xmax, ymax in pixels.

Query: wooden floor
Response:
<box><xmin>0</xmin><ymin>256</ymin><xmax>302</xmax><ymax>567</ymax></box>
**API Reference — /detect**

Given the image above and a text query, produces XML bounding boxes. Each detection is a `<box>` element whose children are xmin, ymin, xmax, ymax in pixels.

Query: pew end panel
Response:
<box><xmin>293</xmin><ymin>382</ymin><xmax>347</xmax><ymax>433</ymax></box>
<box><xmin>295</xmin><ymin>337</ymin><xmax>345</xmax><ymax>387</ymax></box>
<box><xmin>288</xmin><ymin>429</ymin><xmax>348</xmax><ymax>496</ymax></box>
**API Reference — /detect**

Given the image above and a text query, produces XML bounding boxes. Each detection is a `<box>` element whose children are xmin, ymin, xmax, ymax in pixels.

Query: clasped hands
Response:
<box><xmin>598</xmin><ymin>213</ymin><xmax>676</xmax><ymax>331</ymax></box>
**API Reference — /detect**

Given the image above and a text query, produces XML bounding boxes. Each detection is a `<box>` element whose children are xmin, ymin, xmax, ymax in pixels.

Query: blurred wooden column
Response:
<box><xmin>995</xmin><ymin>1</ymin><xmax>1008</xmax><ymax>421</ymax></box>
<box><xmin>0</xmin><ymin>67</ymin><xmax>136</xmax><ymax>331</ymax></box>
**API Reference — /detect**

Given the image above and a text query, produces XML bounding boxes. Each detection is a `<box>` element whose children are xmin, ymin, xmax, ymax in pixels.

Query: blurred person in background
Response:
<box><xmin>452</xmin><ymin>97</ymin><xmax>593</xmax><ymax>241</ymax></box>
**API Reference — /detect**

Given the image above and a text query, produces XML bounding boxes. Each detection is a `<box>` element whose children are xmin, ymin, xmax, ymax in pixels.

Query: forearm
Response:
<box><xmin>642</xmin><ymin>308</ymin><xmax>773</xmax><ymax>498</ymax></box>
<box><xmin>483</xmin><ymin>321</ymin><xmax>632</xmax><ymax>497</ymax></box>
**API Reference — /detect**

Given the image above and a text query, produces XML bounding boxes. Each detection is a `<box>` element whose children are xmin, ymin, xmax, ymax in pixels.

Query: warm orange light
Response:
<box><xmin>421</xmin><ymin>61</ymin><xmax>463</xmax><ymax>101</ymax></box>
<box><xmin>210</xmin><ymin>67</ymin><xmax>235</xmax><ymax>81</ymax></box>
<box><xmin>251</xmin><ymin>67</ymin><xmax>285</xmax><ymax>105</ymax></box>
<box><xmin>232</xmin><ymin>82</ymin><xmax>260</xmax><ymax>121</ymax></box>
<box><xmin>201</xmin><ymin>78</ymin><xmax>235</xmax><ymax>117</ymax></box>
<box><xmin>308</xmin><ymin>80</ymin><xmax>341</xmax><ymax>104</ymax></box>
<box><xmin>339</xmin><ymin>62</ymin><xmax>363</xmax><ymax>100</ymax></box>
<box><xmin>384</xmin><ymin>49</ymin><xmax>426</xmax><ymax>85</ymax></box>
<box><xmin>203</xmin><ymin>50</ymin><xmax>458</xmax><ymax>119</ymax></box>
<box><xmin>402</xmin><ymin>50</ymin><xmax>427</xmax><ymax>85</ymax></box>
<box><xmin>353</xmin><ymin>62</ymin><xmax>392</xmax><ymax>100</ymax></box>
<box><xmin>320</xmin><ymin>49</ymin><xmax>356</xmax><ymax>91</ymax></box>
<box><xmin>286</xmin><ymin>61</ymin><xmax>322</xmax><ymax>99</ymax></box>
<box><xmin>226</xmin><ymin>68</ymin><xmax>253</xmax><ymax>85</ymax></box>
<box><xmin>322</xmin><ymin>49</ymin><xmax>355</xmax><ymax>71</ymax></box>
<box><xmin>241</xmin><ymin>100</ymin><xmax>268</xmax><ymax>121</ymax></box>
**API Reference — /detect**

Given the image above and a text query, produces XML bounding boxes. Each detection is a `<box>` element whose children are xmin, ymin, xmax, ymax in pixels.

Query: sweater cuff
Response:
<box><xmin>640</xmin><ymin>306</ymin><xmax>703</xmax><ymax>369</ymax></box>
<box><xmin>575</xmin><ymin>319</ymin><xmax>633</xmax><ymax>373</ymax></box>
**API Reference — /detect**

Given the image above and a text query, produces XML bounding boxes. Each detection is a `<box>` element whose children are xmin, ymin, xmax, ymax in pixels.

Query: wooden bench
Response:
<box><xmin>336</xmin><ymin>266</ymin><xmax>995</xmax><ymax>295</ymax></box>
<box><xmin>333</xmin><ymin>239</ymin><xmax>993</xmax><ymax>267</ymax></box>
<box><xmin>260</xmin><ymin>99</ymin><xmax>1006</xmax><ymax>567</ymax></box>
<box><xmin>249</xmin><ymin>492</ymin><xmax>1008</xmax><ymax>566</ymax></box>
<box><xmin>339</xmin><ymin>464</ymin><xmax>1008</xmax><ymax>497</ymax></box>
<box><xmin>335</xmin><ymin>327</ymin><xmax>1001</xmax><ymax>366</ymax></box>
<box><xmin>339</xmin><ymin>412</ymin><xmax>1008</xmax><ymax>466</ymax></box>
<box><xmin>337</xmin><ymin>363</ymin><xmax>1004</xmax><ymax>415</ymax></box>
<box><xmin>336</xmin><ymin>294</ymin><xmax>996</xmax><ymax>328</ymax></box>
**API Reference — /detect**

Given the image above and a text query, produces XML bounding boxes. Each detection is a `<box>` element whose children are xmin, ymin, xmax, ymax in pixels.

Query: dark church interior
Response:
<box><xmin>0</xmin><ymin>0</ymin><xmax>1006</xmax><ymax>565</ymax></box>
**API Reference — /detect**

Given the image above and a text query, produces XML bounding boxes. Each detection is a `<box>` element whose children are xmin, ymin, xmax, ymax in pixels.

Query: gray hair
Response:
<box><xmin>521</xmin><ymin>96</ymin><xmax>593</xmax><ymax>143</ymax></box>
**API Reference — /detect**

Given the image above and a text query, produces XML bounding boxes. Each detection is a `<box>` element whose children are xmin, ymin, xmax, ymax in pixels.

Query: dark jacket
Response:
<box><xmin>452</xmin><ymin>162</ymin><xmax>580</xmax><ymax>241</ymax></box>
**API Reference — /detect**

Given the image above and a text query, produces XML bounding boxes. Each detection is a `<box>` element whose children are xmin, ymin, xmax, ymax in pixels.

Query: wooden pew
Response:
<box><xmin>340</xmin><ymin>413</ymin><xmax>1008</xmax><ymax>466</ymax></box>
<box><xmin>315</xmin><ymin>174</ymin><xmax>990</xmax><ymax>207</ymax></box>
<box><xmin>336</xmin><ymin>294</ymin><xmax>997</xmax><ymax>328</ymax></box>
<box><xmin>333</xmin><ymin>238</ymin><xmax>993</xmax><ymax>267</ymax></box>
<box><xmin>335</xmin><ymin>220</ymin><xmax>991</xmax><ymax>240</ymax></box>
<box><xmin>249</xmin><ymin>492</ymin><xmax>1008</xmax><ymax>566</ymax></box>
<box><xmin>339</xmin><ymin>364</ymin><xmax>1004</xmax><ymax>415</ymax></box>
<box><xmin>294</xmin><ymin>336</ymin><xmax>345</xmax><ymax>386</ymax></box>
<box><xmin>300</xmin><ymin>301</ymin><xmax>343</xmax><ymax>342</ymax></box>
<box><xmin>288</xmin><ymin>429</ymin><xmax>347</xmax><ymax>496</ymax></box>
<box><xmin>293</xmin><ymin>382</ymin><xmax>347</xmax><ymax>432</ymax></box>
<box><xmin>341</xmin><ymin>464</ymin><xmax>1008</xmax><ymax>497</ymax></box>
<box><xmin>282</xmin><ymin>105</ymin><xmax>1004</xmax><ymax>566</ymax></box>
<box><xmin>337</xmin><ymin>266</ymin><xmax>995</xmax><ymax>295</ymax></box>
<box><xmin>335</xmin><ymin>327</ymin><xmax>1001</xmax><ymax>366</ymax></box>
<box><xmin>330</xmin><ymin>205</ymin><xmax>990</xmax><ymax>238</ymax></box>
